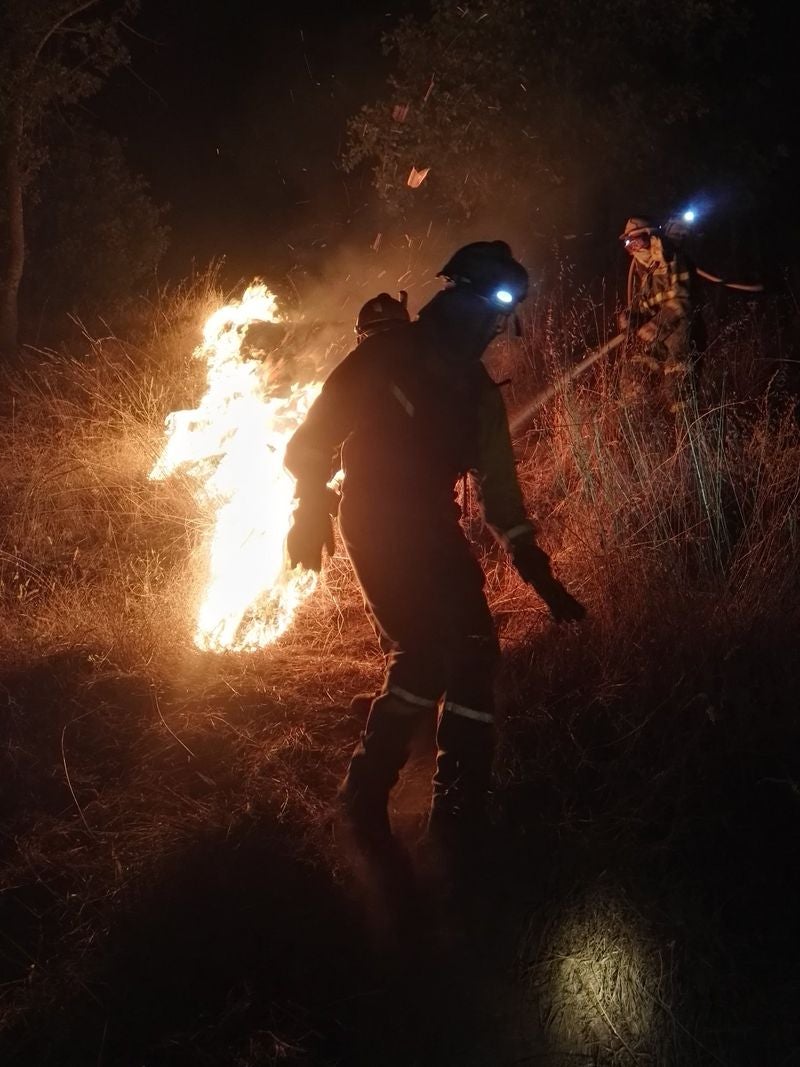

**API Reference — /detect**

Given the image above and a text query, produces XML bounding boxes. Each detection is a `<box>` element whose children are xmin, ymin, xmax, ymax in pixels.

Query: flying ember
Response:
<box><xmin>149</xmin><ymin>283</ymin><xmax>322</xmax><ymax>651</ymax></box>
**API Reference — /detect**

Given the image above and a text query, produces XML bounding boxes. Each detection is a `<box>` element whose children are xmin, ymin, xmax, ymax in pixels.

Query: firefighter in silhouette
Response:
<box><xmin>619</xmin><ymin>216</ymin><xmax>704</xmax><ymax>412</ymax></box>
<box><xmin>284</xmin><ymin>241</ymin><xmax>585</xmax><ymax>852</ymax></box>
<box><xmin>355</xmin><ymin>290</ymin><xmax>410</xmax><ymax>342</ymax></box>
<box><xmin>351</xmin><ymin>290</ymin><xmax>410</xmax><ymax>672</ymax></box>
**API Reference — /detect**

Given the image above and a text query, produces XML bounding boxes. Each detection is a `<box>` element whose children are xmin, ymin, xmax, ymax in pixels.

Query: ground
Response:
<box><xmin>2</xmin><ymin>598</ymin><xmax>798</xmax><ymax>1065</ymax></box>
<box><xmin>0</xmin><ymin>634</ymin><xmax>542</xmax><ymax>1066</ymax></box>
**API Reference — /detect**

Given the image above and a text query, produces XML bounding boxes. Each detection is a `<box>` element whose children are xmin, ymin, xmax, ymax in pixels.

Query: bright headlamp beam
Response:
<box><xmin>682</xmin><ymin>209</ymin><xmax>696</xmax><ymax>223</ymax></box>
<box><xmin>495</xmin><ymin>289</ymin><xmax>514</xmax><ymax>305</ymax></box>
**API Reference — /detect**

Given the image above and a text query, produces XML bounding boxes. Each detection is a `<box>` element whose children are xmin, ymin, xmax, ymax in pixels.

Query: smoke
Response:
<box><xmin>271</xmin><ymin>203</ymin><xmax>554</xmax><ymax>382</ymax></box>
<box><xmin>233</xmin><ymin>180</ymin><xmax>578</xmax><ymax>390</ymax></box>
<box><xmin>239</xmin><ymin>234</ymin><xmax>437</xmax><ymax>385</ymax></box>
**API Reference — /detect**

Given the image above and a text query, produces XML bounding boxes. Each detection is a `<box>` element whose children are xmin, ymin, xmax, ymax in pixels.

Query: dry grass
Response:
<box><xmin>1</xmin><ymin>277</ymin><xmax>799</xmax><ymax>1065</ymax></box>
<box><xmin>526</xmin><ymin>880</ymin><xmax>679</xmax><ymax>1065</ymax></box>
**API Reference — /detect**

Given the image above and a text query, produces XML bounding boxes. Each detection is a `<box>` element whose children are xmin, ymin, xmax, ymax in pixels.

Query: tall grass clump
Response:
<box><xmin>0</xmin><ymin>267</ymin><xmax>235</xmax><ymax>666</ymax></box>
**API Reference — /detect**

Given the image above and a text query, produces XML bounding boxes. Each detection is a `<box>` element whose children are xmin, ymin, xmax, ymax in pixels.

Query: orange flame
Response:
<box><xmin>150</xmin><ymin>284</ymin><xmax>321</xmax><ymax>651</ymax></box>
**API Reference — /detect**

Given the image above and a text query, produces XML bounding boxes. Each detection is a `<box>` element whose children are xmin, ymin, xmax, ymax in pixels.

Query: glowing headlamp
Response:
<box><xmin>624</xmin><ymin>234</ymin><xmax>651</xmax><ymax>252</ymax></box>
<box><xmin>682</xmin><ymin>209</ymin><xmax>696</xmax><ymax>223</ymax></box>
<box><xmin>494</xmin><ymin>289</ymin><xmax>514</xmax><ymax>306</ymax></box>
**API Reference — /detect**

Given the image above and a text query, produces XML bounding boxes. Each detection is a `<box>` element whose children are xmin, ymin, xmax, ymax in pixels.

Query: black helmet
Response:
<box><xmin>438</xmin><ymin>241</ymin><xmax>529</xmax><ymax>308</ymax></box>
<box><xmin>355</xmin><ymin>291</ymin><xmax>410</xmax><ymax>339</ymax></box>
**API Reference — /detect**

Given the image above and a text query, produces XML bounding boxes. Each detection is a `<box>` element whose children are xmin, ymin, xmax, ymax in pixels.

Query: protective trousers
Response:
<box><xmin>339</xmin><ymin>502</ymin><xmax>500</xmax><ymax>827</ymax></box>
<box><xmin>640</xmin><ymin>313</ymin><xmax>699</xmax><ymax>413</ymax></box>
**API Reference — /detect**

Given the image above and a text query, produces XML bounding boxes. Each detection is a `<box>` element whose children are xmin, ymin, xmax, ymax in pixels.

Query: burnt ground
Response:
<box><xmin>1</xmin><ymin>635</ymin><xmax>799</xmax><ymax>1067</ymax></box>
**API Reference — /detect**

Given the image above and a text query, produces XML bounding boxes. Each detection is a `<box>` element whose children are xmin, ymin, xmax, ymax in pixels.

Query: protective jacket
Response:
<box><xmin>284</xmin><ymin>320</ymin><xmax>532</xmax><ymax>550</ymax></box>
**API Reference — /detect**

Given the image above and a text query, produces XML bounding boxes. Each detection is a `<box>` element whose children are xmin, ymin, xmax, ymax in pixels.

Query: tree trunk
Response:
<box><xmin>1</xmin><ymin>105</ymin><xmax>25</xmax><ymax>356</ymax></box>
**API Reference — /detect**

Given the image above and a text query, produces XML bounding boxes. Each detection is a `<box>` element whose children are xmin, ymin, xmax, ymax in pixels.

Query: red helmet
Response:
<box><xmin>355</xmin><ymin>292</ymin><xmax>410</xmax><ymax>339</ymax></box>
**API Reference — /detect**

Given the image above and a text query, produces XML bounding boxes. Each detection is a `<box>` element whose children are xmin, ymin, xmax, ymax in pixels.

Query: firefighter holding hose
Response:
<box><xmin>284</xmin><ymin>241</ymin><xmax>585</xmax><ymax>856</ymax></box>
<box><xmin>619</xmin><ymin>216</ymin><xmax>705</xmax><ymax>413</ymax></box>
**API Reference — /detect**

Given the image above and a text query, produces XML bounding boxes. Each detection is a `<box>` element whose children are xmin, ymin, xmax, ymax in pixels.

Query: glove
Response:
<box><xmin>532</xmin><ymin>576</ymin><xmax>587</xmax><ymax>623</ymax></box>
<box><xmin>631</xmin><ymin>351</ymin><xmax>662</xmax><ymax>373</ymax></box>
<box><xmin>636</xmin><ymin>319</ymin><xmax>659</xmax><ymax>345</ymax></box>
<box><xmin>286</xmin><ymin>494</ymin><xmax>335</xmax><ymax>572</ymax></box>
<box><xmin>511</xmin><ymin>540</ymin><xmax>587</xmax><ymax>623</ymax></box>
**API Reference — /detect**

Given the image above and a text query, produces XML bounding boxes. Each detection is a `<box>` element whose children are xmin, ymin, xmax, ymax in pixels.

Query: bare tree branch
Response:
<box><xmin>32</xmin><ymin>0</ymin><xmax>104</xmax><ymax>66</ymax></box>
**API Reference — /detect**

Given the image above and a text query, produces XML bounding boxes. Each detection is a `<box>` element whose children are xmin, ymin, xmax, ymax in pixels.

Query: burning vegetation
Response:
<box><xmin>148</xmin><ymin>284</ymin><xmax>321</xmax><ymax>651</ymax></box>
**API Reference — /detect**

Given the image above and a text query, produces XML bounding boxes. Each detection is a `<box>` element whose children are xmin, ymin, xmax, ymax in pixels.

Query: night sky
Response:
<box><xmin>96</xmin><ymin>0</ymin><xmax>422</xmax><ymax>282</ymax></box>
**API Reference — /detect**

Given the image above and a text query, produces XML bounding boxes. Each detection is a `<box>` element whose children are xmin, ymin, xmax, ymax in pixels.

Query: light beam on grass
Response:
<box><xmin>149</xmin><ymin>283</ymin><xmax>321</xmax><ymax>651</ymax></box>
<box><xmin>529</xmin><ymin>885</ymin><xmax>670</xmax><ymax>1062</ymax></box>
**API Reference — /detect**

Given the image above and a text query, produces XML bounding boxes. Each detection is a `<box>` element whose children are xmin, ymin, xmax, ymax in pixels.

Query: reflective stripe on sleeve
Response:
<box><xmin>443</xmin><ymin>700</ymin><xmax>495</xmax><ymax>724</ymax></box>
<box><xmin>503</xmin><ymin>522</ymin><xmax>533</xmax><ymax>545</ymax></box>
<box><xmin>644</xmin><ymin>288</ymin><xmax>688</xmax><ymax>308</ymax></box>
<box><xmin>388</xmin><ymin>686</ymin><xmax>438</xmax><ymax>711</ymax></box>
<box><xmin>391</xmin><ymin>384</ymin><xmax>415</xmax><ymax>417</ymax></box>
<box><xmin>641</xmin><ymin>266</ymin><xmax>691</xmax><ymax>310</ymax></box>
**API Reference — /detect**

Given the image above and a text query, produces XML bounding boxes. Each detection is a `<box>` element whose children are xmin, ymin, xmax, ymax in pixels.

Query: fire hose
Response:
<box><xmin>627</xmin><ymin>259</ymin><xmax>763</xmax><ymax>304</ymax></box>
<box><xmin>508</xmin><ymin>332</ymin><xmax>626</xmax><ymax>436</ymax></box>
<box><xmin>694</xmin><ymin>267</ymin><xmax>764</xmax><ymax>292</ymax></box>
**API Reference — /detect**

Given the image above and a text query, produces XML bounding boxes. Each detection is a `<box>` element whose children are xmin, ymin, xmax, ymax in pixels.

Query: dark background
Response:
<box><xmin>48</xmin><ymin>0</ymin><xmax>800</xmax><ymax>313</ymax></box>
<box><xmin>96</xmin><ymin>0</ymin><xmax>420</xmax><ymax>281</ymax></box>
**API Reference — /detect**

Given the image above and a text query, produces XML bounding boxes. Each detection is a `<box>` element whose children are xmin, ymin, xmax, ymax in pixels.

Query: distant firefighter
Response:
<box><xmin>284</xmin><ymin>240</ymin><xmax>585</xmax><ymax>860</ymax></box>
<box><xmin>619</xmin><ymin>216</ymin><xmax>704</xmax><ymax>413</ymax></box>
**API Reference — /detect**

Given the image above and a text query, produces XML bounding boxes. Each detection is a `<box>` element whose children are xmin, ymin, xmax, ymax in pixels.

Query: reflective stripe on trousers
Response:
<box><xmin>388</xmin><ymin>685</ymin><xmax>439</xmax><ymax>712</ymax></box>
<box><xmin>443</xmin><ymin>699</ymin><xmax>494</xmax><ymax>724</ymax></box>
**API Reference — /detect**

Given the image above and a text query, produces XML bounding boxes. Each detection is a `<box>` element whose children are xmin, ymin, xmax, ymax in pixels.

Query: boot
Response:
<box><xmin>432</xmin><ymin>713</ymin><xmax>493</xmax><ymax>829</ymax></box>
<box><xmin>414</xmin><ymin>794</ymin><xmax>492</xmax><ymax>915</ymax></box>
<box><xmin>338</xmin><ymin>692</ymin><xmax>423</xmax><ymax>853</ymax></box>
<box><xmin>423</xmin><ymin>791</ymin><xmax>488</xmax><ymax>853</ymax></box>
<box><xmin>423</xmin><ymin>709</ymin><xmax>495</xmax><ymax>878</ymax></box>
<box><xmin>337</xmin><ymin>776</ymin><xmax>393</xmax><ymax>853</ymax></box>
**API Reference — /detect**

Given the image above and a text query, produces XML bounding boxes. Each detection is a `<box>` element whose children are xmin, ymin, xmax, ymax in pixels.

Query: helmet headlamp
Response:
<box><xmin>437</xmin><ymin>241</ymin><xmax>529</xmax><ymax>306</ymax></box>
<box><xmin>623</xmin><ymin>233</ymin><xmax>651</xmax><ymax>253</ymax></box>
